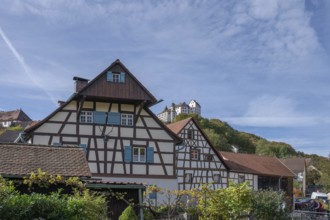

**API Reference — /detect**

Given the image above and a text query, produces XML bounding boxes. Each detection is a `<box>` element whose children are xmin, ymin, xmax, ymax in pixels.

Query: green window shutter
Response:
<box><xmin>124</xmin><ymin>146</ymin><xmax>132</xmax><ymax>162</ymax></box>
<box><xmin>107</xmin><ymin>71</ymin><xmax>113</xmax><ymax>82</ymax></box>
<box><xmin>146</xmin><ymin>147</ymin><xmax>154</xmax><ymax>163</ymax></box>
<box><xmin>107</xmin><ymin>112</ymin><xmax>121</xmax><ymax>125</ymax></box>
<box><xmin>120</xmin><ymin>72</ymin><xmax>125</xmax><ymax>83</ymax></box>
<box><xmin>94</xmin><ymin>111</ymin><xmax>106</xmax><ymax>124</ymax></box>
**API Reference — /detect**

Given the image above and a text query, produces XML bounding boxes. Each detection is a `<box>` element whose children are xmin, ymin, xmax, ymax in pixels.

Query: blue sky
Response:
<box><xmin>1</xmin><ymin>0</ymin><xmax>330</xmax><ymax>157</ymax></box>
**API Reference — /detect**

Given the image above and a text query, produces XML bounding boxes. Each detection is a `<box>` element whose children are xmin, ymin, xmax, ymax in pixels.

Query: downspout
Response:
<box><xmin>138</xmin><ymin>188</ymin><xmax>144</xmax><ymax>220</ymax></box>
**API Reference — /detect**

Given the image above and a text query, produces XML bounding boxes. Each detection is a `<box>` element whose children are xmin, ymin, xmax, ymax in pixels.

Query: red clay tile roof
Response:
<box><xmin>0</xmin><ymin>109</ymin><xmax>32</xmax><ymax>122</ymax></box>
<box><xmin>0</xmin><ymin>143</ymin><xmax>91</xmax><ymax>177</ymax></box>
<box><xmin>166</xmin><ymin>117</ymin><xmax>192</xmax><ymax>134</ymax></box>
<box><xmin>219</xmin><ymin>151</ymin><xmax>295</xmax><ymax>177</ymax></box>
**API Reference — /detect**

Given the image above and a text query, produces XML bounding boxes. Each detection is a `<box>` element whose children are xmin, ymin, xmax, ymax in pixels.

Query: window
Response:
<box><xmin>112</xmin><ymin>73</ymin><xmax>120</xmax><ymax>82</ymax></box>
<box><xmin>187</xmin><ymin>129</ymin><xmax>194</xmax><ymax>139</ymax></box>
<box><xmin>238</xmin><ymin>174</ymin><xmax>245</xmax><ymax>183</ymax></box>
<box><xmin>133</xmin><ymin>147</ymin><xmax>146</xmax><ymax>162</ymax></box>
<box><xmin>191</xmin><ymin>149</ymin><xmax>199</xmax><ymax>160</ymax></box>
<box><xmin>204</xmin><ymin>154</ymin><xmax>213</xmax><ymax>161</ymax></box>
<box><xmin>184</xmin><ymin>173</ymin><xmax>193</xmax><ymax>183</ymax></box>
<box><xmin>80</xmin><ymin>111</ymin><xmax>93</xmax><ymax>123</ymax></box>
<box><xmin>213</xmin><ymin>174</ymin><xmax>221</xmax><ymax>183</ymax></box>
<box><xmin>107</xmin><ymin>71</ymin><xmax>125</xmax><ymax>83</ymax></box>
<box><xmin>121</xmin><ymin>113</ymin><xmax>133</xmax><ymax>126</ymax></box>
<box><xmin>124</xmin><ymin>146</ymin><xmax>154</xmax><ymax>163</ymax></box>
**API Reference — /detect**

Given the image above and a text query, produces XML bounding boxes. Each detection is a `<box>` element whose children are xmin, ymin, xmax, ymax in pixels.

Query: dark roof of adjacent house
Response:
<box><xmin>0</xmin><ymin>130</ymin><xmax>20</xmax><ymax>143</ymax></box>
<box><xmin>0</xmin><ymin>109</ymin><xmax>32</xmax><ymax>122</ymax></box>
<box><xmin>280</xmin><ymin>158</ymin><xmax>306</xmax><ymax>175</ymax></box>
<box><xmin>0</xmin><ymin>143</ymin><xmax>91</xmax><ymax>177</ymax></box>
<box><xmin>219</xmin><ymin>151</ymin><xmax>295</xmax><ymax>177</ymax></box>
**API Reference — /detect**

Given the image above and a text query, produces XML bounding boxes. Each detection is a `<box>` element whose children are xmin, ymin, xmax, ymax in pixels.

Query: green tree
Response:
<box><xmin>251</xmin><ymin>190</ymin><xmax>290</xmax><ymax>220</ymax></box>
<box><xmin>196</xmin><ymin>182</ymin><xmax>252</xmax><ymax>220</ymax></box>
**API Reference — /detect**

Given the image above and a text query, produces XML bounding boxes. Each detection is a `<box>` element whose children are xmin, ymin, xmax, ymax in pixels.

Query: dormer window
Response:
<box><xmin>107</xmin><ymin>71</ymin><xmax>125</xmax><ymax>83</ymax></box>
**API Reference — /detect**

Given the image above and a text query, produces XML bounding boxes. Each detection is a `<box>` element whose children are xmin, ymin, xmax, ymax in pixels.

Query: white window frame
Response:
<box><xmin>121</xmin><ymin>113</ymin><xmax>133</xmax><ymax>126</ymax></box>
<box><xmin>113</xmin><ymin>73</ymin><xmax>120</xmax><ymax>83</ymax></box>
<box><xmin>133</xmin><ymin>147</ymin><xmax>146</xmax><ymax>162</ymax></box>
<box><xmin>80</xmin><ymin>111</ymin><xmax>93</xmax><ymax>123</ymax></box>
<box><xmin>191</xmin><ymin>149</ymin><xmax>199</xmax><ymax>160</ymax></box>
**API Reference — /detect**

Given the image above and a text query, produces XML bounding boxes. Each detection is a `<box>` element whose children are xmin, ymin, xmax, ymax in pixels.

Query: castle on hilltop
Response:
<box><xmin>157</xmin><ymin>99</ymin><xmax>201</xmax><ymax>123</ymax></box>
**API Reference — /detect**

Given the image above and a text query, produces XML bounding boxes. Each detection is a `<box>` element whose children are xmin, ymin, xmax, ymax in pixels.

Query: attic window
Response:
<box><xmin>187</xmin><ymin>129</ymin><xmax>194</xmax><ymax>139</ymax></box>
<box><xmin>107</xmin><ymin>71</ymin><xmax>125</xmax><ymax>83</ymax></box>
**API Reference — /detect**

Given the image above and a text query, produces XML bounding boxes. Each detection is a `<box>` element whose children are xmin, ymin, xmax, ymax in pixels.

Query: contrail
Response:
<box><xmin>0</xmin><ymin>26</ymin><xmax>57</xmax><ymax>105</ymax></box>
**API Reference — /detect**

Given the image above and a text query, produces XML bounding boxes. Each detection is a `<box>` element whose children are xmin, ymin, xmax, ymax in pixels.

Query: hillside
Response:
<box><xmin>174</xmin><ymin>113</ymin><xmax>297</xmax><ymax>158</ymax></box>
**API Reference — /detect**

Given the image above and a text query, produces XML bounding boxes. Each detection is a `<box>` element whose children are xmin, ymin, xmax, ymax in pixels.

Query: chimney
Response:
<box><xmin>58</xmin><ymin>100</ymin><xmax>65</xmax><ymax>107</ymax></box>
<box><xmin>73</xmin><ymin>76</ymin><xmax>89</xmax><ymax>92</ymax></box>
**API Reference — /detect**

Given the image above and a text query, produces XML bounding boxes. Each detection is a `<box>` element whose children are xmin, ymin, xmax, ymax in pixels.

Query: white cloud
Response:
<box><xmin>224</xmin><ymin>95</ymin><xmax>318</xmax><ymax>127</ymax></box>
<box><xmin>248</xmin><ymin>0</ymin><xmax>279</xmax><ymax>20</ymax></box>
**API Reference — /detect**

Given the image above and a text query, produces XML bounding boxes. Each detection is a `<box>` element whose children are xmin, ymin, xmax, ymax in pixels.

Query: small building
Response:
<box><xmin>0</xmin><ymin>109</ymin><xmax>32</xmax><ymax>127</ymax></box>
<box><xmin>0</xmin><ymin>143</ymin><xmax>146</xmax><ymax>219</ymax></box>
<box><xmin>157</xmin><ymin>100</ymin><xmax>201</xmax><ymax>123</ymax></box>
<box><xmin>219</xmin><ymin>151</ymin><xmax>295</xmax><ymax>198</ymax></box>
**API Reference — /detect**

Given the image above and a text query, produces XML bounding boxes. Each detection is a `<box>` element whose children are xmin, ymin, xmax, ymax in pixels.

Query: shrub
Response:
<box><xmin>0</xmin><ymin>176</ymin><xmax>108</xmax><ymax>220</ymax></box>
<box><xmin>251</xmin><ymin>190</ymin><xmax>290</xmax><ymax>220</ymax></box>
<box><xmin>119</xmin><ymin>205</ymin><xmax>138</xmax><ymax>220</ymax></box>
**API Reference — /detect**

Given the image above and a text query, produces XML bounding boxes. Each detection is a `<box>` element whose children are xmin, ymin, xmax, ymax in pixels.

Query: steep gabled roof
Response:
<box><xmin>0</xmin><ymin>109</ymin><xmax>32</xmax><ymax>122</ymax></box>
<box><xmin>0</xmin><ymin>143</ymin><xmax>91</xmax><ymax>177</ymax></box>
<box><xmin>77</xmin><ymin>59</ymin><xmax>157</xmax><ymax>104</ymax></box>
<box><xmin>167</xmin><ymin>117</ymin><xmax>229</xmax><ymax>169</ymax></box>
<box><xmin>219</xmin><ymin>151</ymin><xmax>295</xmax><ymax>177</ymax></box>
<box><xmin>167</xmin><ymin>117</ymin><xmax>192</xmax><ymax>134</ymax></box>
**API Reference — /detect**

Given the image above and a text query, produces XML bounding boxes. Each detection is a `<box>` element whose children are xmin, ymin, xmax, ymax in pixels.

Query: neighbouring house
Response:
<box><xmin>219</xmin><ymin>151</ymin><xmax>295</xmax><ymax>198</ymax></box>
<box><xmin>167</xmin><ymin>117</ymin><xmax>228</xmax><ymax>190</ymax></box>
<box><xmin>0</xmin><ymin>109</ymin><xmax>32</xmax><ymax>127</ymax></box>
<box><xmin>23</xmin><ymin>59</ymin><xmax>181</xmax><ymax>198</ymax></box>
<box><xmin>157</xmin><ymin>100</ymin><xmax>201</xmax><ymax>123</ymax></box>
<box><xmin>280</xmin><ymin>157</ymin><xmax>307</xmax><ymax>197</ymax></box>
<box><xmin>0</xmin><ymin>143</ymin><xmax>146</xmax><ymax>220</ymax></box>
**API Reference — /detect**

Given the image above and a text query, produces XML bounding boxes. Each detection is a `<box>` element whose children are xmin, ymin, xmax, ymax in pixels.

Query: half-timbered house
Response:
<box><xmin>167</xmin><ymin>117</ymin><xmax>228</xmax><ymax>190</ymax></box>
<box><xmin>24</xmin><ymin>59</ymin><xmax>181</xmax><ymax>193</ymax></box>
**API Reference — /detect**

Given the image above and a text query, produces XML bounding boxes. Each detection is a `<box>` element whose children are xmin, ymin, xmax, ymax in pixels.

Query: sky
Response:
<box><xmin>1</xmin><ymin>0</ymin><xmax>330</xmax><ymax>157</ymax></box>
